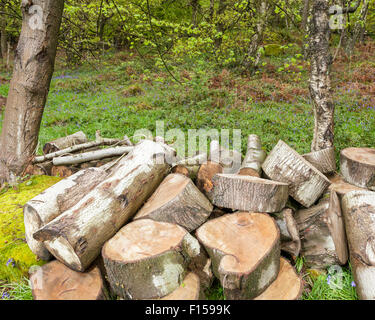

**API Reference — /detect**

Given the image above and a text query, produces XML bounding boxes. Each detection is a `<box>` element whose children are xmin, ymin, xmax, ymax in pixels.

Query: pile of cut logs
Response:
<box><xmin>24</xmin><ymin>131</ymin><xmax>375</xmax><ymax>300</ymax></box>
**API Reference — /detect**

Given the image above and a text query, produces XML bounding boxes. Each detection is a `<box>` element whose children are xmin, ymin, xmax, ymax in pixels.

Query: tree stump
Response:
<box><xmin>102</xmin><ymin>219</ymin><xmax>211</xmax><ymax>300</ymax></box>
<box><xmin>342</xmin><ymin>190</ymin><xmax>375</xmax><ymax>300</ymax></box>
<box><xmin>271</xmin><ymin>208</ymin><xmax>301</xmax><ymax>257</ymax></box>
<box><xmin>211</xmin><ymin>174</ymin><xmax>289</xmax><ymax>213</ymax></box>
<box><xmin>262</xmin><ymin>140</ymin><xmax>331</xmax><ymax>207</ymax></box>
<box><xmin>254</xmin><ymin>257</ymin><xmax>303</xmax><ymax>300</ymax></box>
<box><xmin>43</xmin><ymin>131</ymin><xmax>88</xmax><ymax>155</ymax></box>
<box><xmin>328</xmin><ymin>173</ymin><xmax>366</xmax><ymax>198</ymax></box>
<box><xmin>33</xmin><ymin>140</ymin><xmax>172</xmax><ymax>271</ymax></box>
<box><xmin>24</xmin><ymin>167</ymin><xmax>108</xmax><ymax>260</ymax></box>
<box><xmin>196</xmin><ymin>161</ymin><xmax>223</xmax><ymax>202</ymax></box>
<box><xmin>238</xmin><ymin>134</ymin><xmax>266</xmax><ymax>177</ymax></box>
<box><xmin>303</xmin><ymin>147</ymin><xmax>336</xmax><ymax>174</ymax></box>
<box><xmin>134</xmin><ymin>173</ymin><xmax>213</xmax><ymax>232</ymax></box>
<box><xmin>340</xmin><ymin>147</ymin><xmax>375</xmax><ymax>190</ymax></box>
<box><xmin>30</xmin><ymin>260</ymin><xmax>108</xmax><ymax>300</ymax></box>
<box><xmin>295</xmin><ymin>190</ymin><xmax>348</xmax><ymax>268</ymax></box>
<box><xmin>196</xmin><ymin>212</ymin><xmax>280</xmax><ymax>300</ymax></box>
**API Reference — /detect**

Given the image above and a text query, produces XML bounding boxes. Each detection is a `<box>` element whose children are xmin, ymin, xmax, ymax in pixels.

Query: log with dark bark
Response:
<box><xmin>211</xmin><ymin>174</ymin><xmax>289</xmax><ymax>213</ymax></box>
<box><xmin>134</xmin><ymin>173</ymin><xmax>213</xmax><ymax>232</ymax></box>
<box><xmin>0</xmin><ymin>0</ymin><xmax>65</xmax><ymax>183</ymax></box>
<box><xmin>238</xmin><ymin>135</ymin><xmax>266</xmax><ymax>177</ymax></box>
<box><xmin>30</xmin><ymin>260</ymin><xmax>108</xmax><ymax>300</ymax></box>
<box><xmin>24</xmin><ymin>167</ymin><xmax>108</xmax><ymax>260</ymax></box>
<box><xmin>340</xmin><ymin>147</ymin><xmax>375</xmax><ymax>190</ymax></box>
<box><xmin>254</xmin><ymin>257</ymin><xmax>303</xmax><ymax>300</ymax></box>
<box><xmin>25</xmin><ymin>162</ymin><xmax>53</xmax><ymax>176</ymax></box>
<box><xmin>262</xmin><ymin>140</ymin><xmax>331</xmax><ymax>207</ymax></box>
<box><xmin>102</xmin><ymin>219</ymin><xmax>211</xmax><ymax>300</ymax></box>
<box><xmin>196</xmin><ymin>161</ymin><xmax>223</xmax><ymax>202</ymax></box>
<box><xmin>271</xmin><ymin>208</ymin><xmax>301</xmax><ymax>257</ymax></box>
<box><xmin>328</xmin><ymin>173</ymin><xmax>366</xmax><ymax>198</ymax></box>
<box><xmin>342</xmin><ymin>190</ymin><xmax>375</xmax><ymax>300</ymax></box>
<box><xmin>43</xmin><ymin>131</ymin><xmax>88</xmax><ymax>154</ymax></box>
<box><xmin>196</xmin><ymin>212</ymin><xmax>280</xmax><ymax>300</ymax></box>
<box><xmin>295</xmin><ymin>190</ymin><xmax>348</xmax><ymax>269</ymax></box>
<box><xmin>51</xmin><ymin>165</ymin><xmax>79</xmax><ymax>178</ymax></box>
<box><xmin>33</xmin><ymin>140</ymin><xmax>173</xmax><ymax>271</ymax></box>
<box><xmin>303</xmin><ymin>147</ymin><xmax>336</xmax><ymax>174</ymax></box>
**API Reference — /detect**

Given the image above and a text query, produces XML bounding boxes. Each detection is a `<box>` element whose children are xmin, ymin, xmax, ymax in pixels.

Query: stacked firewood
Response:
<box><xmin>24</xmin><ymin>133</ymin><xmax>375</xmax><ymax>300</ymax></box>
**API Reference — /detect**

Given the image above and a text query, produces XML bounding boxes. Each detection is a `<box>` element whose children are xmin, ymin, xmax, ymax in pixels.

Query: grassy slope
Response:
<box><xmin>0</xmin><ymin>41</ymin><xmax>374</xmax><ymax>300</ymax></box>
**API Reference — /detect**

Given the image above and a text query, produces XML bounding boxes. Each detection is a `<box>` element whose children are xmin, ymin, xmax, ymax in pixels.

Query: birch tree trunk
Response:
<box><xmin>309</xmin><ymin>0</ymin><xmax>335</xmax><ymax>152</ymax></box>
<box><xmin>0</xmin><ymin>0</ymin><xmax>65</xmax><ymax>183</ymax></box>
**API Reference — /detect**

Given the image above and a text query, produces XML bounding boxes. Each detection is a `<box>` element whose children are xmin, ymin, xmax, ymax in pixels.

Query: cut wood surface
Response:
<box><xmin>342</xmin><ymin>190</ymin><xmax>375</xmax><ymax>300</ymax></box>
<box><xmin>134</xmin><ymin>173</ymin><xmax>213</xmax><ymax>232</ymax></box>
<box><xmin>295</xmin><ymin>190</ymin><xmax>348</xmax><ymax>268</ymax></box>
<box><xmin>196</xmin><ymin>212</ymin><xmax>280</xmax><ymax>300</ymax></box>
<box><xmin>271</xmin><ymin>208</ymin><xmax>301</xmax><ymax>257</ymax></box>
<box><xmin>33</xmin><ymin>140</ymin><xmax>172</xmax><ymax>271</ymax></box>
<box><xmin>102</xmin><ymin>219</ymin><xmax>211</xmax><ymax>300</ymax></box>
<box><xmin>30</xmin><ymin>260</ymin><xmax>108</xmax><ymax>300</ymax></box>
<box><xmin>52</xmin><ymin>146</ymin><xmax>134</xmax><ymax>166</ymax></box>
<box><xmin>43</xmin><ymin>131</ymin><xmax>88</xmax><ymax>154</ymax></box>
<box><xmin>340</xmin><ymin>147</ymin><xmax>375</xmax><ymax>190</ymax></box>
<box><xmin>211</xmin><ymin>174</ymin><xmax>289</xmax><ymax>213</ymax></box>
<box><xmin>238</xmin><ymin>134</ymin><xmax>266</xmax><ymax>177</ymax></box>
<box><xmin>196</xmin><ymin>161</ymin><xmax>223</xmax><ymax>202</ymax></box>
<box><xmin>24</xmin><ymin>167</ymin><xmax>108</xmax><ymax>260</ymax></box>
<box><xmin>303</xmin><ymin>147</ymin><xmax>336</xmax><ymax>174</ymax></box>
<box><xmin>328</xmin><ymin>173</ymin><xmax>366</xmax><ymax>197</ymax></box>
<box><xmin>262</xmin><ymin>140</ymin><xmax>331</xmax><ymax>207</ymax></box>
<box><xmin>254</xmin><ymin>257</ymin><xmax>303</xmax><ymax>300</ymax></box>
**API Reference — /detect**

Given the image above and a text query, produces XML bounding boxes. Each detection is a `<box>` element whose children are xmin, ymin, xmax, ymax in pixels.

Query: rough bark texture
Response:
<box><xmin>196</xmin><ymin>161</ymin><xmax>223</xmax><ymax>202</ymax></box>
<box><xmin>308</xmin><ymin>0</ymin><xmax>335</xmax><ymax>151</ymax></box>
<box><xmin>43</xmin><ymin>131</ymin><xmax>88</xmax><ymax>154</ymax></box>
<box><xmin>271</xmin><ymin>208</ymin><xmax>301</xmax><ymax>257</ymax></box>
<box><xmin>238</xmin><ymin>134</ymin><xmax>266</xmax><ymax>177</ymax></box>
<box><xmin>295</xmin><ymin>190</ymin><xmax>348</xmax><ymax>268</ymax></box>
<box><xmin>340</xmin><ymin>147</ymin><xmax>375</xmax><ymax>190</ymax></box>
<box><xmin>102</xmin><ymin>219</ymin><xmax>211</xmax><ymax>300</ymax></box>
<box><xmin>209</xmin><ymin>140</ymin><xmax>242</xmax><ymax>174</ymax></box>
<box><xmin>328</xmin><ymin>173</ymin><xmax>366</xmax><ymax>198</ymax></box>
<box><xmin>134</xmin><ymin>173</ymin><xmax>213</xmax><ymax>232</ymax></box>
<box><xmin>303</xmin><ymin>147</ymin><xmax>336</xmax><ymax>174</ymax></box>
<box><xmin>25</xmin><ymin>161</ymin><xmax>53</xmax><ymax>176</ymax></box>
<box><xmin>254</xmin><ymin>257</ymin><xmax>303</xmax><ymax>300</ymax></box>
<box><xmin>196</xmin><ymin>212</ymin><xmax>280</xmax><ymax>300</ymax></box>
<box><xmin>30</xmin><ymin>260</ymin><xmax>108</xmax><ymax>300</ymax></box>
<box><xmin>33</xmin><ymin>140</ymin><xmax>173</xmax><ymax>271</ymax></box>
<box><xmin>342</xmin><ymin>190</ymin><xmax>375</xmax><ymax>300</ymax></box>
<box><xmin>24</xmin><ymin>167</ymin><xmax>108</xmax><ymax>260</ymax></box>
<box><xmin>51</xmin><ymin>165</ymin><xmax>79</xmax><ymax>178</ymax></box>
<box><xmin>262</xmin><ymin>140</ymin><xmax>331</xmax><ymax>207</ymax></box>
<box><xmin>211</xmin><ymin>174</ymin><xmax>289</xmax><ymax>213</ymax></box>
<box><xmin>0</xmin><ymin>0</ymin><xmax>65</xmax><ymax>183</ymax></box>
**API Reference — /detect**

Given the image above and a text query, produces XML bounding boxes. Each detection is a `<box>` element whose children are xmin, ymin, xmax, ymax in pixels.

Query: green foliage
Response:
<box><xmin>0</xmin><ymin>278</ymin><xmax>33</xmax><ymax>300</ymax></box>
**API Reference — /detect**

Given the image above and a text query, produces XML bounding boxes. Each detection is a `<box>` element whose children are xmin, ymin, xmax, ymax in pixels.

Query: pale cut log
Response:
<box><xmin>295</xmin><ymin>190</ymin><xmax>348</xmax><ymax>268</ymax></box>
<box><xmin>209</xmin><ymin>140</ymin><xmax>242</xmax><ymax>174</ymax></box>
<box><xmin>53</xmin><ymin>146</ymin><xmax>133</xmax><ymax>166</ymax></box>
<box><xmin>340</xmin><ymin>147</ymin><xmax>375</xmax><ymax>190</ymax></box>
<box><xmin>51</xmin><ymin>165</ymin><xmax>79</xmax><ymax>178</ymax></box>
<box><xmin>33</xmin><ymin>140</ymin><xmax>173</xmax><ymax>271</ymax></box>
<box><xmin>211</xmin><ymin>174</ymin><xmax>289</xmax><ymax>213</ymax></box>
<box><xmin>328</xmin><ymin>173</ymin><xmax>366</xmax><ymax>198</ymax></box>
<box><xmin>262</xmin><ymin>140</ymin><xmax>331</xmax><ymax>207</ymax></box>
<box><xmin>342</xmin><ymin>190</ymin><xmax>375</xmax><ymax>300</ymax></box>
<box><xmin>272</xmin><ymin>208</ymin><xmax>301</xmax><ymax>257</ymax></box>
<box><xmin>196</xmin><ymin>161</ymin><xmax>223</xmax><ymax>202</ymax></box>
<box><xmin>30</xmin><ymin>260</ymin><xmax>108</xmax><ymax>300</ymax></box>
<box><xmin>134</xmin><ymin>173</ymin><xmax>213</xmax><ymax>232</ymax></box>
<box><xmin>238</xmin><ymin>134</ymin><xmax>266</xmax><ymax>177</ymax></box>
<box><xmin>303</xmin><ymin>147</ymin><xmax>336</xmax><ymax>174</ymax></box>
<box><xmin>196</xmin><ymin>212</ymin><xmax>280</xmax><ymax>300</ymax></box>
<box><xmin>24</xmin><ymin>167</ymin><xmax>108</xmax><ymax>260</ymax></box>
<box><xmin>171</xmin><ymin>164</ymin><xmax>200</xmax><ymax>180</ymax></box>
<box><xmin>123</xmin><ymin>135</ymin><xmax>133</xmax><ymax>146</ymax></box>
<box><xmin>102</xmin><ymin>219</ymin><xmax>211</xmax><ymax>300</ymax></box>
<box><xmin>43</xmin><ymin>131</ymin><xmax>88</xmax><ymax>154</ymax></box>
<box><xmin>254</xmin><ymin>257</ymin><xmax>303</xmax><ymax>300</ymax></box>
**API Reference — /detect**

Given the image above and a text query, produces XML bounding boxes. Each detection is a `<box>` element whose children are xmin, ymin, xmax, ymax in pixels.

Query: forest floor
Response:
<box><xmin>0</xmin><ymin>39</ymin><xmax>374</xmax><ymax>300</ymax></box>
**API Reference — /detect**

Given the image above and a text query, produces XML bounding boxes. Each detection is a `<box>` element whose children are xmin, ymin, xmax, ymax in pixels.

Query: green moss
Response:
<box><xmin>0</xmin><ymin>175</ymin><xmax>61</xmax><ymax>282</ymax></box>
<box><xmin>264</xmin><ymin>44</ymin><xmax>284</xmax><ymax>57</ymax></box>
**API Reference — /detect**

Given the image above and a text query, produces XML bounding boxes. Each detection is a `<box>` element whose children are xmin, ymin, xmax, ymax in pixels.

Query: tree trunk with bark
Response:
<box><xmin>238</xmin><ymin>134</ymin><xmax>266</xmax><ymax>177</ymax></box>
<box><xmin>43</xmin><ymin>131</ymin><xmax>88</xmax><ymax>154</ymax></box>
<box><xmin>0</xmin><ymin>0</ymin><xmax>65</xmax><ymax>184</ymax></box>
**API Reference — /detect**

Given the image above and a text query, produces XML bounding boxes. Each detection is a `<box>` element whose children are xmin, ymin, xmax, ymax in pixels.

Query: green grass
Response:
<box><xmin>0</xmin><ymin>278</ymin><xmax>33</xmax><ymax>300</ymax></box>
